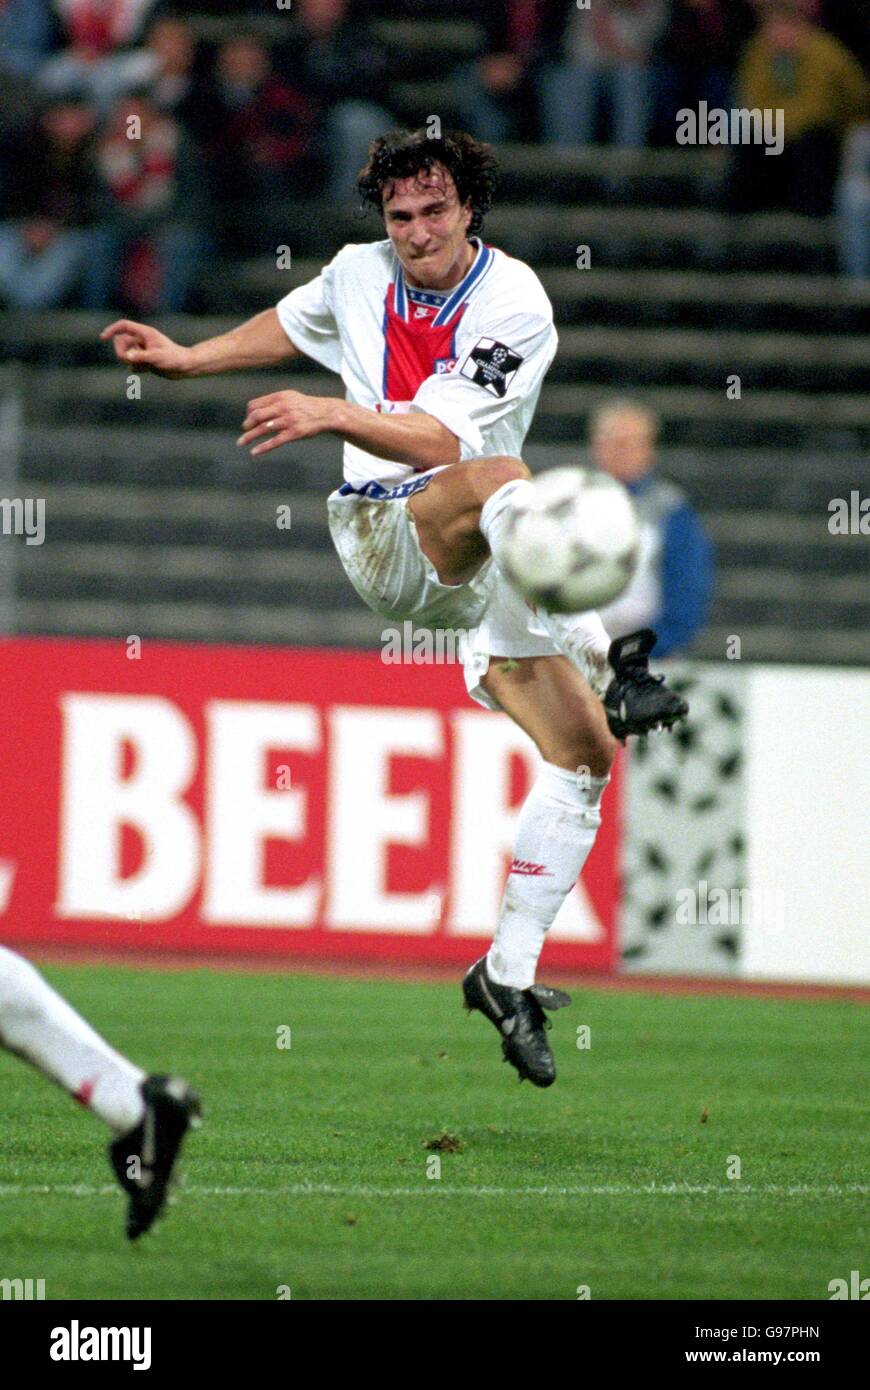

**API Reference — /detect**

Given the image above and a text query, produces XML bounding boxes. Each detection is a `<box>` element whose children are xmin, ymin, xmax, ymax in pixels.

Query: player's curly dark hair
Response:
<box><xmin>356</xmin><ymin>128</ymin><xmax>499</xmax><ymax>237</ymax></box>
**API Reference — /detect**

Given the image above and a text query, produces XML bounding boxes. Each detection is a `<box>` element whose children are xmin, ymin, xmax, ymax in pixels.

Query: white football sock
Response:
<box><xmin>487</xmin><ymin>761</ymin><xmax>608</xmax><ymax>989</ymax></box>
<box><xmin>0</xmin><ymin>947</ymin><xmax>145</xmax><ymax>1133</ymax></box>
<box><xmin>479</xmin><ymin>478</ymin><xmax>613</xmax><ymax>695</ymax></box>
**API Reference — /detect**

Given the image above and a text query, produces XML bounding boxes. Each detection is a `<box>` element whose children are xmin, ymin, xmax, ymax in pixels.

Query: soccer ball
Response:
<box><xmin>501</xmin><ymin>466</ymin><xmax>641</xmax><ymax>613</ymax></box>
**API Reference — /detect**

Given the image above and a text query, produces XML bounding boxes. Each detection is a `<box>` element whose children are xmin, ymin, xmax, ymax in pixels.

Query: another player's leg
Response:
<box><xmin>0</xmin><ymin>946</ymin><xmax>199</xmax><ymax>1238</ymax></box>
<box><xmin>462</xmin><ymin>655</ymin><xmax>616</xmax><ymax>1086</ymax></box>
<box><xmin>408</xmin><ymin>456</ymin><xmax>688</xmax><ymax>736</ymax></box>
<box><xmin>0</xmin><ymin>946</ymin><xmax>146</xmax><ymax>1127</ymax></box>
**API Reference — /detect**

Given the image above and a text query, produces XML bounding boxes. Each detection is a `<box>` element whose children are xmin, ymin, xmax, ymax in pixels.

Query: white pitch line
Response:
<box><xmin>0</xmin><ymin>1183</ymin><xmax>867</xmax><ymax>1199</ymax></box>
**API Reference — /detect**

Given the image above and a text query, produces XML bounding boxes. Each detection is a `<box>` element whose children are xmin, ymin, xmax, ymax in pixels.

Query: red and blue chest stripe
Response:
<box><xmin>381</xmin><ymin>240</ymin><xmax>494</xmax><ymax>401</ymax></box>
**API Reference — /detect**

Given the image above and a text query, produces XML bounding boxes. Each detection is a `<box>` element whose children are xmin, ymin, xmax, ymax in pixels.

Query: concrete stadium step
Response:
<box><xmin>17</xmin><ymin>541</ymin><xmax>342</xmax><ymax>586</ymax></box>
<box><xmin>118</xmin><ymin>200</ymin><xmax>833</xmax><ymax>275</ymax></box>
<box><xmin>554</xmin><ymin>326</ymin><xmax>868</xmax><ymax>371</ymax></box>
<box><xmin>371</xmin><ymin>15</ymin><xmax>481</xmax><ymax>48</ymax></box>
<box><xmin>371</xmin><ymin>15</ymin><xmax>482</xmax><ymax>63</ymax></box>
<box><xmin>350</xmin><ymin>125</ymin><xmax>730</xmax><ymax>206</ymax></box>
<box><xmin>13</xmin><ymin>598</ymin><xmax>870</xmax><ymax>667</ymax></box>
<box><xmin>13</xmin><ymin>315</ymin><xmax>865</xmax><ymax>434</ymax></box>
<box><xmin>485</xmin><ymin>143</ymin><xmax>728</xmax><ymax>209</ymax></box>
<box><xmin>9</xmin><ymin>494</ymin><xmax>869</xmax><ymax>665</ymax></box>
<box><xmin>12</xmin><ymin>481</ymin><xmax>330</xmax><ymax>543</ymax></box>
<box><xmin>16</xmin><ymin>531</ymin><xmax>865</xmax><ymax>618</ymax></box>
<box><xmin>27</xmin><ymin>365</ymin><xmax>334</xmax><ymax>401</ymax></box>
<box><xmin>482</xmin><ymin>205</ymin><xmax>837</xmax><ymax>274</ymax></box>
<box><xmin>18</xmin><ymin>480</ymin><xmax>865</xmax><ymax>578</ymax></box>
<box><xmin>536</xmin><ymin>386</ymin><xmax>870</xmax><ymax>450</ymax></box>
<box><xmin>706</xmin><ymin>518</ymin><xmax>868</xmax><ymax>570</ymax></box>
<box><xmin>716</xmin><ymin>567</ymin><xmax>870</xmax><ymax>608</ymax></box>
<box><xmin>12</xmin><ymin>596</ymin><xmax>387</xmax><ymax>649</ymax></box>
<box><xmin>705</xmin><ymin>507</ymin><xmax>869</xmax><ymax>542</ymax></box>
<box><xmin>695</xmin><ymin>624</ymin><xmax>870</xmax><ymax>665</ymax></box>
<box><xmin>708</xmin><ymin>595</ymin><xmax>870</xmax><ymax>635</ymax></box>
<box><xmin>21</xmin><ymin>431</ymin><xmax>870</xmax><ymax>514</ymax></box>
<box><xmin>22</xmin><ymin>470</ymin><xmax>861</xmax><ymax>564</ymax></box>
<box><xmin>244</xmin><ymin>201</ymin><xmax>836</xmax><ymax>274</ymax></box>
<box><xmin>220</xmin><ymin>262</ymin><xmax>870</xmax><ymax>334</ymax></box>
<box><xmin>32</xmin><ymin>301</ymin><xmax>853</xmax><ymax>395</ymax></box>
<box><xmin>542</xmin><ymin>268</ymin><xmax>870</xmax><ymax>335</ymax></box>
<box><xmin>184</xmin><ymin>11</ymin><xmax>484</xmax><ymax>64</ymax></box>
<box><xmin>16</xmin><ymin>544</ymin><xmax>351</xmax><ymax>609</ymax></box>
<box><xmin>526</xmin><ymin>447</ymin><xmax>870</xmax><ymax>514</ymax></box>
<box><xmin>1</xmin><ymin>311</ymin><xmax>242</xmax><ymax>369</ymax></box>
<box><xmin>182</xmin><ymin>13</ymin><xmax>300</xmax><ymax>45</ymax></box>
<box><xmin>5</xmin><ymin>257</ymin><xmax>868</xmax><ymax>355</ymax></box>
<box><xmin>22</xmin><ymin>369</ymin><xmax>343</xmax><ymax>442</ymax></box>
<box><xmin>12</xmin><ymin>475</ymin><xmax>867</xmax><ymax>669</ymax></box>
<box><xmin>21</xmin><ymin>357</ymin><xmax>870</xmax><ymax>453</ymax></box>
<box><xmin>550</xmin><ymin>326</ymin><xmax>868</xmax><ymax>394</ymax></box>
<box><xmin>20</xmin><ymin>424</ymin><xmax>342</xmax><ymax>491</ymax></box>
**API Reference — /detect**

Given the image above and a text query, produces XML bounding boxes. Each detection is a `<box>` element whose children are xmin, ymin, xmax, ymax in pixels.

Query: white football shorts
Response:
<box><xmin>326</xmin><ymin>468</ymin><xmax>560</xmax><ymax>712</ymax></box>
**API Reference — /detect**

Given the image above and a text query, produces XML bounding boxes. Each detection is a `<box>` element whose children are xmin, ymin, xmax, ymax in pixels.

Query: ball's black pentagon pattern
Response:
<box><xmin>501</xmin><ymin>468</ymin><xmax>640</xmax><ymax>613</ymax></box>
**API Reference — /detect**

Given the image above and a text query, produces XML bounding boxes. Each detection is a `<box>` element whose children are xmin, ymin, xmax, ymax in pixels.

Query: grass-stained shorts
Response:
<box><xmin>327</xmin><ymin>467</ymin><xmax>559</xmax><ymax>711</ymax></box>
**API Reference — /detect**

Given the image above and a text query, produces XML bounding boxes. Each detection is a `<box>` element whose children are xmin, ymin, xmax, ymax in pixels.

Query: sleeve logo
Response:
<box><xmin>460</xmin><ymin>338</ymin><xmax>524</xmax><ymax>398</ymax></box>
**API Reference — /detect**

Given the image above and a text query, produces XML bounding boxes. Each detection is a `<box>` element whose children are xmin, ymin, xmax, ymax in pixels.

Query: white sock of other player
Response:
<box><xmin>479</xmin><ymin>478</ymin><xmax>613</xmax><ymax>694</ymax></box>
<box><xmin>0</xmin><ymin>947</ymin><xmax>145</xmax><ymax>1133</ymax></box>
<box><xmin>487</xmin><ymin>762</ymin><xmax>608</xmax><ymax>989</ymax></box>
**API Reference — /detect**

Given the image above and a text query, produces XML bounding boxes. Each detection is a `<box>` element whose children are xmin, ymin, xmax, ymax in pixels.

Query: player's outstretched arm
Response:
<box><xmin>100</xmin><ymin>308</ymin><xmax>301</xmax><ymax>379</ymax></box>
<box><xmin>239</xmin><ymin>391</ymin><xmax>460</xmax><ymax>470</ymax></box>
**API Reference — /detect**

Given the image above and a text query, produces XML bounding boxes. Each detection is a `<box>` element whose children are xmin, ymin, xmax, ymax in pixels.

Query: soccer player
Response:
<box><xmin>0</xmin><ymin>946</ymin><xmax>199</xmax><ymax>1237</ymax></box>
<box><xmin>101</xmin><ymin>129</ymin><xmax>687</xmax><ymax>1088</ymax></box>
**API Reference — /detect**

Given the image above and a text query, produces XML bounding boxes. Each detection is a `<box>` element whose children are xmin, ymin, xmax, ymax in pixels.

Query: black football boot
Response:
<box><xmin>603</xmin><ymin>628</ymin><xmax>689</xmax><ymax>740</ymax></box>
<box><xmin>463</xmin><ymin>956</ymin><xmax>571</xmax><ymax>1087</ymax></box>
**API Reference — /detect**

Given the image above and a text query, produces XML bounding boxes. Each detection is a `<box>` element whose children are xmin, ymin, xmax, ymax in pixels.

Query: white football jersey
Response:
<box><xmin>275</xmin><ymin>236</ymin><xmax>558</xmax><ymax>490</ymax></box>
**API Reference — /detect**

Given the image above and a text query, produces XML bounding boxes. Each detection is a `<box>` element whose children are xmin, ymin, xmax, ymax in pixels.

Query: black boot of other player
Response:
<box><xmin>463</xmin><ymin>956</ymin><xmax>571</xmax><ymax>1088</ymax></box>
<box><xmin>109</xmin><ymin>1074</ymin><xmax>201</xmax><ymax>1240</ymax></box>
<box><xmin>603</xmin><ymin>628</ymin><xmax>689</xmax><ymax>741</ymax></box>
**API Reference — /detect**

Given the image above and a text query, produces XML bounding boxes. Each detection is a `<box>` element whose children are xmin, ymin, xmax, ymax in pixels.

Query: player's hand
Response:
<box><xmin>100</xmin><ymin>319</ymin><xmax>192</xmax><ymax>379</ymax></box>
<box><xmin>237</xmin><ymin>391</ymin><xmax>339</xmax><ymax>456</ymax></box>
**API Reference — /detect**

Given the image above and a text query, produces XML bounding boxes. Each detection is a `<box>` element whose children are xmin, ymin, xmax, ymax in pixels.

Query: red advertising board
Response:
<box><xmin>0</xmin><ymin>638</ymin><xmax>621</xmax><ymax>970</ymax></box>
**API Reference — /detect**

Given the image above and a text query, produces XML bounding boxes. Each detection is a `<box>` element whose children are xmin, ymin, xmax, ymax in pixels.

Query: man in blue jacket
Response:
<box><xmin>590</xmin><ymin>398</ymin><xmax>714</xmax><ymax>657</ymax></box>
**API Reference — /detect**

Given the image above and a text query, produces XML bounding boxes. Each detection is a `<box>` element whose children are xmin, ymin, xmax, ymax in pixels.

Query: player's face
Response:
<box><xmin>382</xmin><ymin>168</ymin><xmax>474</xmax><ymax>291</ymax></box>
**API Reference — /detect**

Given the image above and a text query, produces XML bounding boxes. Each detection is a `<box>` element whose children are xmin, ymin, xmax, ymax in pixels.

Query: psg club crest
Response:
<box><xmin>461</xmin><ymin>338</ymin><xmax>524</xmax><ymax>397</ymax></box>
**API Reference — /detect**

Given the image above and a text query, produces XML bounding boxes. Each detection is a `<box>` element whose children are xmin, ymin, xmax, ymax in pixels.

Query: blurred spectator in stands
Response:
<box><xmin>39</xmin><ymin>0</ymin><xmax>163</xmax><ymax>112</ymax></box>
<box><xmin>590</xmin><ymin>399</ymin><xmax>714</xmax><ymax>657</ymax></box>
<box><xmin>818</xmin><ymin>0</ymin><xmax>870</xmax><ymax>76</ymax></box>
<box><xmin>653</xmin><ymin>0</ymin><xmax>757</xmax><ymax>145</ymax></box>
<box><xmin>139</xmin><ymin>15</ymin><xmax>209</xmax><ymax>140</ymax></box>
<box><xmin>729</xmin><ymin>0</ymin><xmax>870</xmax><ymax>215</ymax></box>
<box><xmin>539</xmin><ymin>0</ymin><xmax>668</xmax><ymax>148</ymax></box>
<box><xmin>86</xmin><ymin>90</ymin><xmax>208</xmax><ymax>310</ymax></box>
<box><xmin>0</xmin><ymin>50</ymin><xmax>43</xmax><ymax>154</ymax></box>
<box><xmin>450</xmin><ymin>0</ymin><xmax>564</xmax><ymax>144</ymax></box>
<box><xmin>205</xmin><ymin>32</ymin><xmax>317</xmax><ymax>252</ymax></box>
<box><xmin>280</xmin><ymin>0</ymin><xmax>391</xmax><ymax>200</ymax></box>
<box><xmin>0</xmin><ymin>90</ymin><xmax>101</xmax><ymax>308</ymax></box>
<box><xmin>835</xmin><ymin>122</ymin><xmax>870</xmax><ymax>277</ymax></box>
<box><xmin>0</xmin><ymin>0</ymin><xmax>57</xmax><ymax>79</ymax></box>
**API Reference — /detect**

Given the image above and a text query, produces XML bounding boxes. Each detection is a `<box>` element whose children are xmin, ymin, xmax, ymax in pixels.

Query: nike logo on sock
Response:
<box><xmin>509</xmin><ymin>859</ymin><xmax>553</xmax><ymax>877</ymax></box>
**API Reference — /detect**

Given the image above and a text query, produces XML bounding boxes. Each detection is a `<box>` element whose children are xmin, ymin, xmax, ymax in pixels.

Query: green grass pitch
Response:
<box><xmin>1</xmin><ymin>962</ymin><xmax>866</xmax><ymax>1300</ymax></box>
